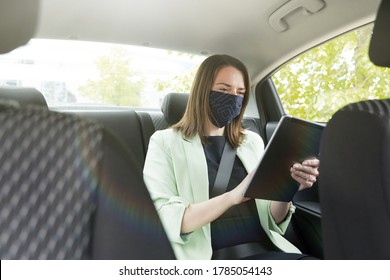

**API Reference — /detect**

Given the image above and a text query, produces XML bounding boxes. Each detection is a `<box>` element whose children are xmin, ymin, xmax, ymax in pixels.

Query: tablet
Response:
<box><xmin>243</xmin><ymin>115</ymin><xmax>325</xmax><ymax>202</ymax></box>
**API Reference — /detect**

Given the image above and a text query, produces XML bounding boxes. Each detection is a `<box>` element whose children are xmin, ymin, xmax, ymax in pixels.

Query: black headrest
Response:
<box><xmin>0</xmin><ymin>87</ymin><xmax>48</xmax><ymax>108</ymax></box>
<box><xmin>0</xmin><ymin>0</ymin><xmax>40</xmax><ymax>54</ymax></box>
<box><xmin>319</xmin><ymin>99</ymin><xmax>390</xmax><ymax>259</ymax></box>
<box><xmin>161</xmin><ymin>93</ymin><xmax>189</xmax><ymax>125</ymax></box>
<box><xmin>369</xmin><ymin>0</ymin><xmax>390</xmax><ymax>67</ymax></box>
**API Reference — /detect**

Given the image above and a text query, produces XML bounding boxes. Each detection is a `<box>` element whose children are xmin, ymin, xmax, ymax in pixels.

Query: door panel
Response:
<box><xmin>255</xmin><ymin>77</ymin><xmax>323</xmax><ymax>258</ymax></box>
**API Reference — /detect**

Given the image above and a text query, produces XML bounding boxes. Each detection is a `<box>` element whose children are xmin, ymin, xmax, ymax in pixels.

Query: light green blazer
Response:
<box><xmin>143</xmin><ymin>128</ymin><xmax>300</xmax><ymax>260</ymax></box>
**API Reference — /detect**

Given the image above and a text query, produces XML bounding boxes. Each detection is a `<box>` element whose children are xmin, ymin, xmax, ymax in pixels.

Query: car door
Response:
<box><xmin>255</xmin><ymin>77</ymin><xmax>323</xmax><ymax>258</ymax></box>
<box><xmin>255</xmin><ymin>22</ymin><xmax>390</xmax><ymax>259</ymax></box>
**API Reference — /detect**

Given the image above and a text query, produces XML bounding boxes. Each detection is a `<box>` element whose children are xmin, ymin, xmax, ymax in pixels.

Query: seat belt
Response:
<box><xmin>210</xmin><ymin>141</ymin><xmax>237</xmax><ymax>197</ymax></box>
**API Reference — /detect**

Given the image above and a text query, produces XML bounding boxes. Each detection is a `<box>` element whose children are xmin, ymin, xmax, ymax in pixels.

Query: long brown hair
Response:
<box><xmin>173</xmin><ymin>54</ymin><xmax>251</xmax><ymax>148</ymax></box>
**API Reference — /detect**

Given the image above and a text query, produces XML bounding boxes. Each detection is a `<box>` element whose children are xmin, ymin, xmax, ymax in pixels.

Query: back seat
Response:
<box><xmin>67</xmin><ymin>94</ymin><xmax>307</xmax><ymax>255</ymax></box>
<box><xmin>135</xmin><ymin>93</ymin><xmax>187</xmax><ymax>157</ymax></box>
<box><xmin>70</xmin><ymin>93</ymin><xmax>262</xmax><ymax>167</ymax></box>
<box><xmin>1</xmin><ymin>88</ymin><xmax>262</xmax><ymax>167</ymax></box>
<box><xmin>4</xmin><ymin>88</ymin><xmax>309</xmax><ymax>255</ymax></box>
<box><xmin>72</xmin><ymin>109</ymin><xmax>147</xmax><ymax>166</ymax></box>
<box><xmin>136</xmin><ymin>93</ymin><xmax>262</xmax><ymax>161</ymax></box>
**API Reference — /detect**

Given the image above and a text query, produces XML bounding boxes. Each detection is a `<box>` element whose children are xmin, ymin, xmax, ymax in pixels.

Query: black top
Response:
<box><xmin>202</xmin><ymin>136</ymin><xmax>270</xmax><ymax>250</ymax></box>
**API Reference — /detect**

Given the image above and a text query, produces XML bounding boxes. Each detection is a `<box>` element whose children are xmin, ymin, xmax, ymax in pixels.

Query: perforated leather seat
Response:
<box><xmin>0</xmin><ymin>103</ymin><xmax>175</xmax><ymax>259</ymax></box>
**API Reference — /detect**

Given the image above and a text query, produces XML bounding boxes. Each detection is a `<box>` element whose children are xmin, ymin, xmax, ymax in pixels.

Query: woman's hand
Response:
<box><xmin>181</xmin><ymin>172</ymin><xmax>253</xmax><ymax>234</ymax></box>
<box><xmin>290</xmin><ymin>158</ymin><xmax>320</xmax><ymax>191</ymax></box>
<box><xmin>228</xmin><ymin>172</ymin><xmax>253</xmax><ymax>205</ymax></box>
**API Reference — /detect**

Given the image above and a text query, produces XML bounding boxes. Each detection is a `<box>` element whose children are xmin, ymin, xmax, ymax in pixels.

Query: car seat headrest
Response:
<box><xmin>369</xmin><ymin>0</ymin><xmax>390</xmax><ymax>67</ymax></box>
<box><xmin>161</xmin><ymin>93</ymin><xmax>189</xmax><ymax>125</ymax></box>
<box><xmin>0</xmin><ymin>87</ymin><xmax>48</xmax><ymax>108</ymax></box>
<box><xmin>319</xmin><ymin>98</ymin><xmax>390</xmax><ymax>259</ymax></box>
<box><xmin>0</xmin><ymin>0</ymin><xmax>40</xmax><ymax>54</ymax></box>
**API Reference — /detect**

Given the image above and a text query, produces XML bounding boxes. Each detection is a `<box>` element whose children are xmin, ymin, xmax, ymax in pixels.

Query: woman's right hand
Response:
<box><xmin>181</xmin><ymin>172</ymin><xmax>254</xmax><ymax>234</ymax></box>
<box><xmin>227</xmin><ymin>172</ymin><xmax>253</xmax><ymax>205</ymax></box>
<box><xmin>181</xmin><ymin>172</ymin><xmax>253</xmax><ymax>233</ymax></box>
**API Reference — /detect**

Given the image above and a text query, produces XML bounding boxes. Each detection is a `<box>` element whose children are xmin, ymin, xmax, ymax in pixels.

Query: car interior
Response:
<box><xmin>0</xmin><ymin>0</ymin><xmax>389</xmax><ymax>260</ymax></box>
<box><xmin>319</xmin><ymin>0</ymin><xmax>390</xmax><ymax>260</ymax></box>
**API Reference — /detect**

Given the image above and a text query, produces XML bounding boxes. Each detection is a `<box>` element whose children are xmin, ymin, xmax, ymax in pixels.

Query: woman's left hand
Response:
<box><xmin>290</xmin><ymin>158</ymin><xmax>320</xmax><ymax>191</ymax></box>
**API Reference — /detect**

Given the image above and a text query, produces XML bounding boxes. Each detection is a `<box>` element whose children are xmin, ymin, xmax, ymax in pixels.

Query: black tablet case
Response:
<box><xmin>244</xmin><ymin>115</ymin><xmax>325</xmax><ymax>202</ymax></box>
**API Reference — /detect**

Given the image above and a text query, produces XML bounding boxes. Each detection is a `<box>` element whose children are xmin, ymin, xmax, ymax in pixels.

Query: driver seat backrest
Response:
<box><xmin>319</xmin><ymin>99</ymin><xmax>390</xmax><ymax>259</ymax></box>
<box><xmin>0</xmin><ymin>102</ymin><xmax>175</xmax><ymax>259</ymax></box>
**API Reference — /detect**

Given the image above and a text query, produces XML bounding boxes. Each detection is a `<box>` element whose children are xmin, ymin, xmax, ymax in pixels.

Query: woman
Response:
<box><xmin>143</xmin><ymin>54</ymin><xmax>319</xmax><ymax>260</ymax></box>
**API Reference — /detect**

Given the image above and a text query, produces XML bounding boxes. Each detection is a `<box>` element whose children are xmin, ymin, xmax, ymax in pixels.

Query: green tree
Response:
<box><xmin>273</xmin><ymin>24</ymin><xmax>390</xmax><ymax>122</ymax></box>
<box><xmin>154</xmin><ymin>68</ymin><xmax>196</xmax><ymax>93</ymax></box>
<box><xmin>79</xmin><ymin>47</ymin><xmax>144</xmax><ymax>106</ymax></box>
<box><xmin>154</xmin><ymin>51</ymin><xmax>201</xmax><ymax>93</ymax></box>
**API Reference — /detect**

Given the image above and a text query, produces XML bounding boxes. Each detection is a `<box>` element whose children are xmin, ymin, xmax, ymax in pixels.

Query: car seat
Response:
<box><xmin>0</xmin><ymin>102</ymin><xmax>175</xmax><ymax>259</ymax></box>
<box><xmin>319</xmin><ymin>99</ymin><xmax>390</xmax><ymax>259</ymax></box>
<box><xmin>319</xmin><ymin>0</ymin><xmax>390</xmax><ymax>260</ymax></box>
<box><xmin>0</xmin><ymin>87</ymin><xmax>48</xmax><ymax>108</ymax></box>
<box><xmin>0</xmin><ymin>1</ymin><xmax>175</xmax><ymax>259</ymax></box>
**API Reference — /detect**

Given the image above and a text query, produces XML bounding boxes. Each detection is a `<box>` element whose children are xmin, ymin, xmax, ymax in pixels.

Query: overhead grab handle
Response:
<box><xmin>269</xmin><ymin>0</ymin><xmax>326</xmax><ymax>32</ymax></box>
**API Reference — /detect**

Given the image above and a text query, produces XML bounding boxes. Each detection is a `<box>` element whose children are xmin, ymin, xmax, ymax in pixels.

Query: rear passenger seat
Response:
<box><xmin>72</xmin><ymin>109</ymin><xmax>147</xmax><ymax>166</ymax></box>
<box><xmin>0</xmin><ymin>88</ymin><xmax>262</xmax><ymax>167</ymax></box>
<box><xmin>135</xmin><ymin>93</ymin><xmax>262</xmax><ymax>160</ymax></box>
<box><xmin>73</xmin><ymin>92</ymin><xmax>262</xmax><ymax>167</ymax></box>
<box><xmin>1</xmin><ymin>88</ymin><xmax>307</xmax><ymax>257</ymax></box>
<box><xmin>135</xmin><ymin>93</ymin><xmax>187</xmax><ymax>158</ymax></box>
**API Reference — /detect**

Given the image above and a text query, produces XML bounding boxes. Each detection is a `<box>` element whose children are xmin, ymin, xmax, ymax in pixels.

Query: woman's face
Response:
<box><xmin>211</xmin><ymin>66</ymin><xmax>246</xmax><ymax>97</ymax></box>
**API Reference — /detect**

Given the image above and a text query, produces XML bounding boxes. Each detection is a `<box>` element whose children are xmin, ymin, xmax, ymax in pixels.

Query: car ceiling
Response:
<box><xmin>19</xmin><ymin>0</ymin><xmax>385</xmax><ymax>84</ymax></box>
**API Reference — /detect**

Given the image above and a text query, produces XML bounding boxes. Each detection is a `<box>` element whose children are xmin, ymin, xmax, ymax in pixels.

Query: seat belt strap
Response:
<box><xmin>211</xmin><ymin>141</ymin><xmax>237</xmax><ymax>197</ymax></box>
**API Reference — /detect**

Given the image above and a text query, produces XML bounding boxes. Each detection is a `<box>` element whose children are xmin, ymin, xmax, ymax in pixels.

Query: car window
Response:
<box><xmin>0</xmin><ymin>39</ymin><xmax>206</xmax><ymax>108</ymax></box>
<box><xmin>272</xmin><ymin>23</ymin><xmax>390</xmax><ymax>122</ymax></box>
